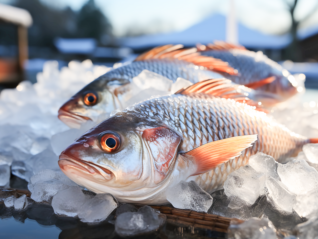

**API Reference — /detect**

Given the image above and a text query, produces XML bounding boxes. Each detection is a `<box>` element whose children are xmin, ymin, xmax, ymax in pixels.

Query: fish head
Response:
<box><xmin>275</xmin><ymin>70</ymin><xmax>305</xmax><ymax>100</ymax></box>
<box><xmin>58</xmin><ymin>79</ymin><xmax>119</xmax><ymax>128</ymax></box>
<box><xmin>58</xmin><ymin>114</ymin><xmax>182</xmax><ymax>199</ymax></box>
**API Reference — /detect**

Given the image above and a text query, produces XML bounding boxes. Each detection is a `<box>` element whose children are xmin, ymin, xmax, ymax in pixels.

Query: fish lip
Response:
<box><xmin>58</xmin><ymin>109</ymin><xmax>92</xmax><ymax>128</ymax></box>
<box><xmin>59</xmin><ymin>153</ymin><xmax>113</xmax><ymax>180</ymax></box>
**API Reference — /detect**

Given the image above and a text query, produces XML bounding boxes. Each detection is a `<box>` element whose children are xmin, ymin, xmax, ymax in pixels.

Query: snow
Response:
<box><xmin>166</xmin><ymin>181</ymin><xmax>213</xmax><ymax>212</ymax></box>
<box><xmin>115</xmin><ymin>206</ymin><xmax>166</xmax><ymax>237</ymax></box>
<box><xmin>0</xmin><ymin>3</ymin><xmax>32</xmax><ymax>27</ymax></box>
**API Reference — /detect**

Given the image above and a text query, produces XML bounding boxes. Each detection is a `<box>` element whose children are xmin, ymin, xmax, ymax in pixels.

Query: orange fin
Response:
<box><xmin>244</xmin><ymin>76</ymin><xmax>276</xmax><ymax>89</ymax></box>
<box><xmin>184</xmin><ymin>135</ymin><xmax>257</xmax><ymax>175</ymax></box>
<box><xmin>135</xmin><ymin>45</ymin><xmax>238</xmax><ymax>76</ymax></box>
<box><xmin>310</xmin><ymin>138</ymin><xmax>318</xmax><ymax>144</ymax></box>
<box><xmin>175</xmin><ymin>79</ymin><xmax>267</xmax><ymax>113</ymax></box>
<box><xmin>197</xmin><ymin>41</ymin><xmax>247</xmax><ymax>52</ymax></box>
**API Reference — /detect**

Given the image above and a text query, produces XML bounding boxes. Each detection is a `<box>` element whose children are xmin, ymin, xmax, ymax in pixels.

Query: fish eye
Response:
<box><xmin>100</xmin><ymin>133</ymin><xmax>120</xmax><ymax>153</ymax></box>
<box><xmin>83</xmin><ymin>92</ymin><xmax>98</xmax><ymax>106</ymax></box>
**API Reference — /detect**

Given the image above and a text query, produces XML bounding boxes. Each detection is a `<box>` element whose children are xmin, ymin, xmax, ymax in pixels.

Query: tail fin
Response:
<box><xmin>310</xmin><ymin>138</ymin><xmax>318</xmax><ymax>144</ymax></box>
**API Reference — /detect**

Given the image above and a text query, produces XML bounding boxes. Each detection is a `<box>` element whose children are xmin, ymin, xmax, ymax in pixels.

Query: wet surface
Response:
<box><xmin>0</xmin><ymin>198</ymin><xmax>226</xmax><ymax>239</ymax></box>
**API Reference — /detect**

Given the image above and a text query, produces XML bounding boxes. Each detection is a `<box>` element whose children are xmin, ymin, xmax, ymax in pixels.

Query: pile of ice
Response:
<box><xmin>1</xmin><ymin>58</ymin><xmax>318</xmax><ymax>234</ymax></box>
<box><xmin>213</xmin><ymin>149</ymin><xmax>318</xmax><ymax>226</ymax></box>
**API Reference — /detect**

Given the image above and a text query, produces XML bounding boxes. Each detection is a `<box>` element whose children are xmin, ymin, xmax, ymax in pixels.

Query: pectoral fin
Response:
<box><xmin>183</xmin><ymin>135</ymin><xmax>257</xmax><ymax>175</ymax></box>
<box><xmin>244</xmin><ymin>76</ymin><xmax>276</xmax><ymax>89</ymax></box>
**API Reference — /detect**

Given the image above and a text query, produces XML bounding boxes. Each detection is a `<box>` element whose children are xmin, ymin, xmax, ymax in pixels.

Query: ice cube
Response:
<box><xmin>277</xmin><ymin>158</ymin><xmax>318</xmax><ymax>195</ymax></box>
<box><xmin>166</xmin><ymin>181</ymin><xmax>213</xmax><ymax>212</ymax></box>
<box><xmin>224</xmin><ymin>165</ymin><xmax>265</xmax><ymax>205</ymax></box>
<box><xmin>51</xmin><ymin>125</ymin><xmax>93</xmax><ymax>155</ymax></box>
<box><xmin>27</xmin><ymin>147</ymin><xmax>60</xmax><ymax>175</ymax></box>
<box><xmin>248</xmin><ymin>153</ymin><xmax>280</xmax><ymax>180</ymax></box>
<box><xmin>228</xmin><ymin>218</ymin><xmax>277</xmax><ymax>239</ymax></box>
<box><xmin>295</xmin><ymin>216</ymin><xmax>318</xmax><ymax>238</ymax></box>
<box><xmin>170</xmin><ymin>77</ymin><xmax>193</xmax><ymax>93</ymax></box>
<box><xmin>4</xmin><ymin>196</ymin><xmax>15</xmax><ymax>208</ymax></box>
<box><xmin>30</xmin><ymin>137</ymin><xmax>50</xmax><ymax>155</ymax></box>
<box><xmin>265</xmin><ymin>177</ymin><xmax>295</xmax><ymax>214</ymax></box>
<box><xmin>293</xmin><ymin>189</ymin><xmax>318</xmax><ymax>218</ymax></box>
<box><xmin>0</xmin><ymin>164</ymin><xmax>10</xmax><ymax>187</ymax></box>
<box><xmin>14</xmin><ymin>195</ymin><xmax>28</xmax><ymax>210</ymax></box>
<box><xmin>115</xmin><ymin>206</ymin><xmax>166</xmax><ymax>237</ymax></box>
<box><xmin>303</xmin><ymin>143</ymin><xmax>318</xmax><ymax>165</ymax></box>
<box><xmin>116</xmin><ymin>203</ymin><xmax>138</xmax><ymax>217</ymax></box>
<box><xmin>28</xmin><ymin>169</ymin><xmax>74</xmax><ymax>202</ymax></box>
<box><xmin>52</xmin><ymin>186</ymin><xmax>88</xmax><ymax>217</ymax></box>
<box><xmin>78</xmin><ymin>194</ymin><xmax>117</xmax><ymax>223</ymax></box>
<box><xmin>132</xmin><ymin>70</ymin><xmax>173</xmax><ymax>92</ymax></box>
<box><xmin>122</xmin><ymin>87</ymin><xmax>168</xmax><ymax>108</ymax></box>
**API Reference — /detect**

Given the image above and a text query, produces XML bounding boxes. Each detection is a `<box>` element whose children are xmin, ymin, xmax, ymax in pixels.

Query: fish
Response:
<box><xmin>58</xmin><ymin>45</ymin><xmax>280</xmax><ymax>128</ymax></box>
<box><xmin>58</xmin><ymin>79</ymin><xmax>316</xmax><ymax>204</ymax></box>
<box><xmin>198</xmin><ymin>41</ymin><xmax>304</xmax><ymax>100</ymax></box>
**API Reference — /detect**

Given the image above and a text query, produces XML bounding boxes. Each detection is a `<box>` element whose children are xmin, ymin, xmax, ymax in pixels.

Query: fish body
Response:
<box><xmin>201</xmin><ymin>49</ymin><xmax>304</xmax><ymax>99</ymax></box>
<box><xmin>59</xmin><ymin>92</ymin><xmax>308</xmax><ymax>204</ymax></box>
<box><xmin>58</xmin><ymin>58</ymin><xmax>223</xmax><ymax>128</ymax></box>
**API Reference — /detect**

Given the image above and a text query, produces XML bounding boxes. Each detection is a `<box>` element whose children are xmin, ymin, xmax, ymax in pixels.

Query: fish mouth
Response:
<box><xmin>59</xmin><ymin>153</ymin><xmax>113</xmax><ymax>180</ymax></box>
<box><xmin>58</xmin><ymin>109</ymin><xmax>92</xmax><ymax>128</ymax></box>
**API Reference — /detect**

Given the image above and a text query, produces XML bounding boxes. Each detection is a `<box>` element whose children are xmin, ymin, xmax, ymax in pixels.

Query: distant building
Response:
<box><xmin>0</xmin><ymin>4</ymin><xmax>32</xmax><ymax>87</ymax></box>
<box><xmin>54</xmin><ymin>38</ymin><xmax>132</xmax><ymax>62</ymax></box>
<box><xmin>298</xmin><ymin>26</ymin><xmax>318</xmax><ymax>61</ymax></box>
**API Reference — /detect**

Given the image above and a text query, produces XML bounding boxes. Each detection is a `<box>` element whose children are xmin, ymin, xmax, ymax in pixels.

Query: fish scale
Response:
<box><xmin>123</xmin><ymin>94</ymin><xmax>308</xmax><ymax>192</ymax></box>
<box><xmin>201</xmin><ymin>50</ymin><xmax>280</xmax><ymax>85</ymax></box>
<box><xmin>104</xmin><ymin>59</ymin><xmax>216</xmax><ymax>84</ymax></box>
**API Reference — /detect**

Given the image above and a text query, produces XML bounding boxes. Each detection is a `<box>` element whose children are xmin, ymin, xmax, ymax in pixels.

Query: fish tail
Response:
<box><xmin>309</xmin><ymin>138</ymin><xmax>318</xmax><ymax>144</ymax></box>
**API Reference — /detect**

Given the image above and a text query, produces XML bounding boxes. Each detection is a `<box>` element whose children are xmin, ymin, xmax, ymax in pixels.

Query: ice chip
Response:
<box><xmin>4</xmin><ymin>196</ymin><xmax>15</xmax><ymax>208</ymax></box>
<box><xmin>266</xmin><ymin>177</ymin><xmax>295</xmax><ymax>214</ymax></box>
<box><xmin>295</xmin><ymin>216</ymin><xmax>318</xmax><ymax>238</ymax></box>
<box><xmin>249</xmin><ymin>153</ymin><xmax>280</xmax><ymax>180</ymax></box>
<box><xmin>170</xmin><ymin>77</ymin><xmax>193</xmax><ymax>93</ymax></box>
<box><xmin>30</xmin><ymin>137</ymin><xmax>50</xmax><ymax>155</ymax></box>
<box><xmin>132</xmin><ymin>70</ymin><xmax>173</xmax><ymax>92</ymax></box>
<box><xmin>52</xmin><ymin>186</ymin><xmax>87</xmax><ymax>217</ymax></box>
<box><xmin>166</xmin><ymin>181</ymin><xmax>213</xmax><ymax>212</ymax></box>
<box><xmin>14</xmin><ymin>195</ymin><xmax>28</xmax><ymax>210</ymax></box>
<box><xmin>0</xmin><ymin>164</ymin><xmax>10</xmax><ymax>186</ymax></box>
<box><xmin>116</xmin><ymin>203</ymin><xmax>137</xmax><ymax>217</ymax></box>
<box><xmin>228</xmin><ymin>218</ymin><xmax>277</xmax><ymax>239</ymax></box>
<box><xmin>29</xmin><ymin>169</ymin><xmax>73</xmax><ymax>202</ymax></box>
<box><xmin>78</xmin><ymin>194</ymin><xmax>117</xmax><ymax>223</ymax></box>
<box><xmin>293</xmin><ymin>189</ymin><xmax>318</xmax><ymax>218</ymax></box>
<box><xmin>115</xmin><ymin>206</ymin><xmax>166</xmax><ymax>237</ymax></box>
<box><xmin>277</xmin><ymin>158</ymin><xmax>318</xmax><ymax>195</ymax></box>
<box><xmin>224</xmin><ymin>165</ymin><xmax>265</xmax><ymax>205</ymax></box>
<box><xmin>303</xmin><ymin>143</ymin><xmax>318</xmax><ymax>165</ymax></box>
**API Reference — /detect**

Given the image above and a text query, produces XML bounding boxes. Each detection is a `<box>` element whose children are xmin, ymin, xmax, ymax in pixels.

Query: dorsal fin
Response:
<box><xmin>134</xmin><ymin>45</ymin><xmax>238</xmax><ymax>76</ymax></box>
<box><xmin>175</xmin><ymin>79</ymin><xmax>267</xmax><ymax>113</ymax></box>
<box><xmin>197</xmin><ymin>41</ymin><xmax>247</xmax><ymax>52</ymax></box>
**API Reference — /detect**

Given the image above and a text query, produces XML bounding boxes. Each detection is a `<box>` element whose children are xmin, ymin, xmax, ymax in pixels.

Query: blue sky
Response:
<box><xmin>3</xmin><ymin>0</ymin><xmax>318</xmax><ymax>36</ymax></box>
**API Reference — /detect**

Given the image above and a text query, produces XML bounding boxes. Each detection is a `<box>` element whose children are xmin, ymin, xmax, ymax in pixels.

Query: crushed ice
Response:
<box><xmin>1</xmin><ymin>60</ymin><xmax>318</xmax><ymax>236</ymax></box>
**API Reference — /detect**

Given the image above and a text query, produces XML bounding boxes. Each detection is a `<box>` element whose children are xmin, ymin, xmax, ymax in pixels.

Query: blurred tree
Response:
<box><xmin>13</xmin><ymin>0</ymin><xmax>77</xmax><ymax>47</ymax></box>
<box><xmin>283</xmin><ymin>0</ymin><xmax>318</xmax><ymax>61</ymax></box>
<box><xmin>77</xmin><ymin>0</ymin><xmax>112</xmax><ymax>43</ymax></box>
